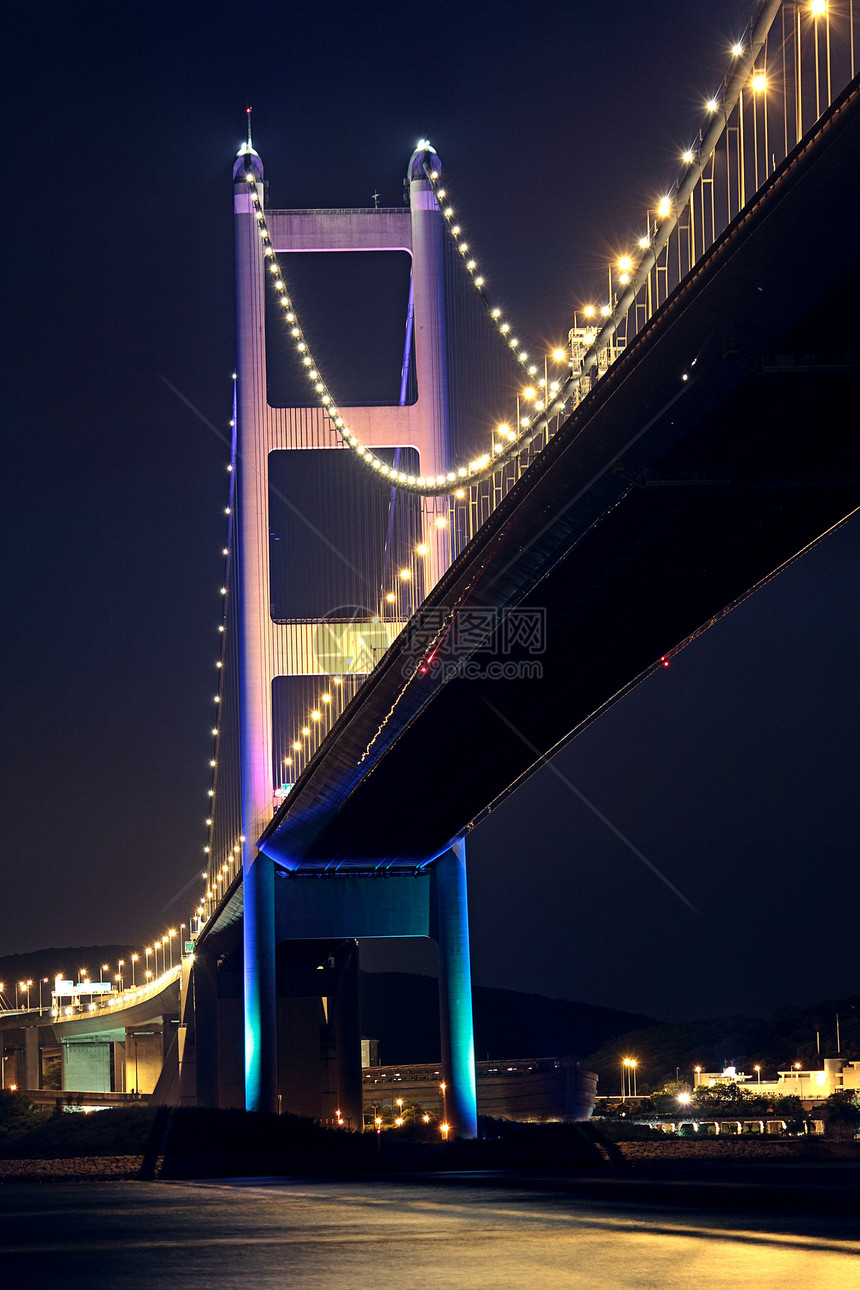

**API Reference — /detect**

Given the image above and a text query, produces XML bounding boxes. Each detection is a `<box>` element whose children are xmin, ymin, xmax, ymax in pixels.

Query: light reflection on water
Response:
<box><xmin>2</xmin><ymin>1178</ymin><xmax>858</xmax><ymax>1287</ymax></box>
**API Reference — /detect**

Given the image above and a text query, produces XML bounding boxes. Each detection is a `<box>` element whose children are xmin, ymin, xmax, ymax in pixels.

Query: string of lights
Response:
<box><xmin>240</xmin><ymin>2</ymin><xmax>790</xmax><ymax>495</ymax></box>
<box><xmin>193</xmin><ymin>0</ymin><xmax>856</xmax><ymax>914</ymax></box>
<box><xmin>253</xmin><ymin>2</ymin><xmax>858</xmax><ymax>812</ymax></box>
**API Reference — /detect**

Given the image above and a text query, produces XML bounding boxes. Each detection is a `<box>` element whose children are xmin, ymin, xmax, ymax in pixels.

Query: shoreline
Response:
<box><xmin>2</xmin><ymin>1136</ymin><xmax>858</xmax><ymax>1184</ymax></box>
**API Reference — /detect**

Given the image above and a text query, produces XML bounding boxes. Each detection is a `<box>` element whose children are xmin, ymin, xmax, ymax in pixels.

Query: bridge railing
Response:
<box><xmin>201</xmin><ymin>1</ymin><xmax>859</xmax><ymax>918</ymax></box>
<box><xmin>417</xmin><ymin>0</ymin><xmax>860</xmax><ymax>561</ymax></box>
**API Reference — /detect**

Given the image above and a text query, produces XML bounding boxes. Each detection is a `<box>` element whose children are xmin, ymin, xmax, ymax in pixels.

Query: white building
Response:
<box><xmin>694</xmin><ymin>1058</ymin><xmax>860</xmax><ymax>1101</ymax></box>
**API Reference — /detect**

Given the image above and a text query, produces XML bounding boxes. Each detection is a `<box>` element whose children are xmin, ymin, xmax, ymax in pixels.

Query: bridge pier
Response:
<box><xmin>188</xmin><ymin>945</ymin><xmax>220</xmax><ymax>1106</ymax></box>
<box><xmin>432</xmin><ymin>840</ymin><xmax>478</xmax><ymax>1140</ymax></box>
<box><xmin>243</xmin><ymin>851</ymin><xmax>278</xmax><ymax>1113</ymax></box>
<box><xmin>124</xmin><ymin>1027</ymin><xmax>168</xmax><ymax>1096</ymax></box>
<box><xmin>330</xmin><ymin>939</ymin><xmax>363</xmax><ymax>1130</ymax></box>
<box><xmin>247</xmin><ymin>854</ymin><xmax>479</xmax><ymax>1137</ymax></box>
<box><xmin>61</xmin><ymin>1035</ymin><xmax>117</xmax><ymax>1094</ymax></box>
<box><xmin>23</xmin><ymin>1027</ymin><xmax>39</xmax><ymax>1092</ymax></box>
<box><xmin>272</xmin><ymin>938</ymin><xmax>362</xmax><ymax>1127</ymax></box>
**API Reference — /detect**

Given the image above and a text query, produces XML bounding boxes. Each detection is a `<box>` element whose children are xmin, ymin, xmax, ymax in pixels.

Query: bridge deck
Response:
<box><xmin>257</xmin><ymin>79</ymin><xmax>860</xmax><ymax>874</ymax></box>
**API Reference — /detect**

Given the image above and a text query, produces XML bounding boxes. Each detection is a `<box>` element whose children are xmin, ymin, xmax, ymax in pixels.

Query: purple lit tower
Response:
<box><xmin>231</xmin><ymin>138</ymin><xmax>477</xmax><ymax>1135</ymax></box>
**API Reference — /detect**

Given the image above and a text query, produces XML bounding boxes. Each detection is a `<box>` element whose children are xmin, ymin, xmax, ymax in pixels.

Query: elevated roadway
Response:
<box><xmin>255</xmin><ymin>78</ymin><xmax>859</xmax><ymax>875</ymax></box>
<box><xmin>0</xmin><ymin>970</ymin><xmax>181</xmax><ymax>1097</ymax></box>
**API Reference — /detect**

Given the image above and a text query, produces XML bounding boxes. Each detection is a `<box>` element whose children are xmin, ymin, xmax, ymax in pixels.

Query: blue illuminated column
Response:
<box><xmin>243</xmin><ymin>850</ymin><xmax>276</xmax><ymax>1112</ymax></box>
<box><xmin>432</xmin><ymin>839</ymin><xmax>478</xmax><ymax>1138</ymax></box>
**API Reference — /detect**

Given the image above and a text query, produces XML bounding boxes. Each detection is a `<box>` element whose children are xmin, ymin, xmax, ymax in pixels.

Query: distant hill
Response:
<box><xmin>2</xmin><ymin>946</ymin><xmax>657</xmax><ymax>1065</ymax></box>
<box><xmin>0</xmin><ymin>946</ymin><xmax>138</xmax><ymax>1004</ymax></box>
<box><xmin>359</xmin><ymin>972</ymin><xmax>657</xmax><ymax>1065</ymax></box>
<box><xmin>582</xmin><ymin>996</ymin><xmax>860</xmax><ymax>1093</ymax></box>
<box><xmin>9</xmin><ymin>946</ymin><xmax>854</xmax><ymax>1094</ymax></box>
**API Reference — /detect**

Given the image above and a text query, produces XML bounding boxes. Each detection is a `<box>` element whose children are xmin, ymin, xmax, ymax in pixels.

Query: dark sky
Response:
<box><xmin>3</xmin><ymin>1</ymin><xmax>857</xmax><ymax>1024</ymax></box>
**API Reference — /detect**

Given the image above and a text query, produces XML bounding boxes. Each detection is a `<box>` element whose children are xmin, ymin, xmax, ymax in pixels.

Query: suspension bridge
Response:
<box><xmin>2</xmin><ymin>0</ymin><xmax>858</xmax><ymax>1135</ymax></box>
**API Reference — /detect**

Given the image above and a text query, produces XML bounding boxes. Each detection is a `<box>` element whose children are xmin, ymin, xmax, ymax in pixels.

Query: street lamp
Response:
<box><xmin>754</xmin><ymin>1065</ymin><xmax>761</xmax><ymax>1084</ymax></box>
<box><xmin>39</xmin><ymin>978</ymin><xmax>48</xmax><ymax>1016</ymax></box>
<box><xmin>621</xmin><ymin>1057</ymin><xmax>638</xmax><ymax>1099</ymax></box>
<box><xmin>169</xmin><ymin>930</ymin><xmax>177</xmax><ymax>969</ymax></box>
<box><xmin>100</xmin><ymin>963</ymin><xmax>109</xmax><ymax>984</ymax></box>
<box><xmin>115</xmin><ymin>971</ymin><xmax>123</xmax><ymax>992</ymax></box>
<box><xmin>440</xmin><ymin>1081</ymin><xmax>448</xmax><ymax>1125</ymax></box>
<box><xmin>693</xmin><ymin>1066</ymin><xmax>702</xmax><ymax>1087</ymax></box>
<box><xmin>131</xmin><ymin>954</ymin><xmax>138</xmax><ymax>987</ymax></box>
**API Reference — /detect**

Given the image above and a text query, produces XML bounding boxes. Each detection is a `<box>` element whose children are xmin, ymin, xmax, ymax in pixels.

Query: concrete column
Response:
<box><xmin>432</xmin><ymin>839</ymin><xmax>478</xmax><ymax>1138</ymax></box>
<box><xmin>62</xmin><ymin>1038</ymin><xmax>113</xmax><ymax>1094</ymax></box>
<box><xmin>243</xmin><ymin>850</ymin><xmax>278</xmax><ymax>1112</ymax></box>
<box><xmin>124</xmin><ymin>1028</ymin><xmax>165</xmax><ymax>1096</ymax></box>
<box><xmin>177</xmin><ymin>955</ymin><xmax>196</xmax><ymax>1105</ymax></box>
<box><xmin>192</xmin><ymin>948</ymin><xmax>221</xmax><ymax>1108</ymax></box>
<box><xmin>332</xmin><ymin>940</ymin><xmax>363</xmax><ymax>1131</ymax></box>
<box><xmin>113</xmin><ymin>1041</ymin><xmax>126</xmax><ymax>1092</ymax></box>
<box><xmin>23</xmin><ymin>1028</ymin><xmax>40</xmax><ymax>1091</ymax></box>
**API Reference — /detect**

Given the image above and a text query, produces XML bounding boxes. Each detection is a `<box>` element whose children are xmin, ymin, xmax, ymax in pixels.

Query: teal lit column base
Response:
<box><xmin>243</xmin><ymin>851</ymin><xmax>278</xmax><ymax>1113</ymax></box>
<box><xmin>431</xmin><ymin>839</ymin><xmax>478</xmax><ymax>1139</ymax></box>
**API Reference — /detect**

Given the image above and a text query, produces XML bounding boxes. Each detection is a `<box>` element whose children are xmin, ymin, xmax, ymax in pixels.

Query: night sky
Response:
<box><xmin>3</xmin><ymin>1</ymin><xmax>857</xmax><ymax>1024</ymax></box>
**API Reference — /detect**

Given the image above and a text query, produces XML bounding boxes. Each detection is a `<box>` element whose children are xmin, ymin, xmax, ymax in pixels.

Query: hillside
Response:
<box><xmin>8</xmin><ymin>945</ymin><xmax>855</xmax><ymax>1097</ymax></box>
<box><xmin>359</xmin><ymin>972</ymin><xmax>657</xmax><ymax>1065</ymax></box>
<box><xmin>583</xmin><ymin>998</ymin><xmax>860</xmax><ymax>1092</ymax></box>
<box><xmin>0</xmin><ymin>946</ymin><xmax>137</xmax><ymax>1004</ymax></box>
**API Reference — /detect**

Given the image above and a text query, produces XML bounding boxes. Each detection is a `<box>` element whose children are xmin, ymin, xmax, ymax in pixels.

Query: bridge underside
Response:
<box><xmin>257</xmin><ymin>78</ymin><xmax>860</xmax><ymax>873</ymax></box>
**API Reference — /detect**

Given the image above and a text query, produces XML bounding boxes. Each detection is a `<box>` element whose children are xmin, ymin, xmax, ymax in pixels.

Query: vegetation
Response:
<box><xmin>0</xmin><ymin>1090</ymin><xmax>42</xmax><ymax>1142</ymax></box>
<box><xmin>822</xmin><ymin>1090</ymin><xmax>860</xmax><ymax>1134</ymax></box>
<box><xmin>0</xmin><ymin>1098</ymin><xmax>159</xmax><ymax>1159</ymax></box>
<box><xmin>594</xmin><ymin>1078</ymin><xmax>860</xmax><ymax>1138</ymax></box>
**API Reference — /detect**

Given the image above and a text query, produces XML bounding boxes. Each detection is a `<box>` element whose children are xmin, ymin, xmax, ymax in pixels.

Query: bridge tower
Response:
<box><xmin>231</xmin><ymin>141</ymin><xmax>477</xmax><ymax>1133</ymax></box>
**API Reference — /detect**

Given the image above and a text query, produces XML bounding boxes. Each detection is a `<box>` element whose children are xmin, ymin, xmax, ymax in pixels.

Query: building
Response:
<box><xmin>694</xmin><ymin>1058</ymin><xmax>860</xmax><ymax>1102</ymax></box>
<box><xmin>362</xmin><ymin>1057</ymin><xmax>597</xmax><ymax>1125</ymax></box>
